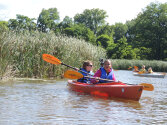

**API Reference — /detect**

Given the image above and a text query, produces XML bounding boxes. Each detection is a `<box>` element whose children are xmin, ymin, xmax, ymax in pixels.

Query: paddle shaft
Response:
<box><xmin>85</xmin><ymin>75</ymin><xmax>148</xmax><ymax>86</ymax></box>
<box><xmin>84</xmin><ymin>76</ymin><xmax>114</xmax><ymax>82</ymax></box>
<box><xmin>65</xmin><ymin>70</ymin><xmax>142</xmax><ymax>85</ymax></box>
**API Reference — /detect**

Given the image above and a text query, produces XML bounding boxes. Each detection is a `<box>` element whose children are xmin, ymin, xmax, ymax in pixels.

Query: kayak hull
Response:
<box><xmin>133</xmin><ymin>72</ymin><xmax>166</xmax><ymax>78</ymax></box>
<box><xmin>67</xmin><ymin>80</ymin><xmax>143</xmax><ymax>101</ymax></box>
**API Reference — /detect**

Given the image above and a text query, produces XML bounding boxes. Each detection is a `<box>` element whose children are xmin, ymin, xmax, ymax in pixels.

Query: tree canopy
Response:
<box><xmin>37</xmin><ymin>8</ymin><xmax>60</xmax><ymax>32</ymax></box>
<box><xmin>74</xmin><ymin>8</ymin><xmax>108</xmax><ymax>35</ymax></box>
<box><xmin>8</xmin><ymin>14</ymin><xmax>36</xmax><ymax>31</ymax></box>
<box><xmin>1</xmin><ymin>2</ymin><xmax>167</xmax><ymax>61</ymax></box>
<box><xmin>127</xmin><ymin>2</ymin><xmax>167</xmax><ymax>60</ymax></box>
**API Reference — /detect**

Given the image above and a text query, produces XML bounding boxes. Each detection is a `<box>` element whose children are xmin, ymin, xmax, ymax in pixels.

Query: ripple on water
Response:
<box><xmin>0</xmin><ymin>71</ymin><xmax>167</xmax><ymax>125</ymax></box>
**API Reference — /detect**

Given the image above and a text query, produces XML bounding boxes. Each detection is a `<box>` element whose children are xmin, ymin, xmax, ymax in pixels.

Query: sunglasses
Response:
<box><xmin>87</xmin><ymin>65</ymin><xmax>93</xmax><ymax>67</ymax></box>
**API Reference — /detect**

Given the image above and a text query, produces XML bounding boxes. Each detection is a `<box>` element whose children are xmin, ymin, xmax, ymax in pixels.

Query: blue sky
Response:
<box><xmin>0</xmin><ymin>0</ymin><xmax>166</xmax><ymax>24</ymax></box>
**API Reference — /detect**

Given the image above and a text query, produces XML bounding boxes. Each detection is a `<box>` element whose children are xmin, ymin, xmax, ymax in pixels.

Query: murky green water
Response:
<box><xmin>0</xmin><ymin>70</ymin><xmax>167</xmax><ymax>125</ymax></box>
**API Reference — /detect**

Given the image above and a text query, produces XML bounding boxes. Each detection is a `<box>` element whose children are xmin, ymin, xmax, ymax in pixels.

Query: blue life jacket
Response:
<box><xmin>99</xmin><ymin>67</ymin><xmax>113</xmax><ymax>83</ymax></box>
<box><xmin>77</xmin><ymin>68</ymin><xmax>94</xmax><ymax>83</ymax></box>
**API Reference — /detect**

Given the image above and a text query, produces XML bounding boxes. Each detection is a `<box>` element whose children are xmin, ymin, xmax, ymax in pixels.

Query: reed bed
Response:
<box><xmin>1</xmin><ymin>31</ymin><xmax>166</xmax><ymax>80</ymax></box>
<box><xmin>0</xmin><ymin>31</ymin><xmax>106</xmax><ymax>79</ymax></box>
<box><xmin>111</xmin><ymin>59</ymin><xmax>167</xmax><ymax>72</ymax></box>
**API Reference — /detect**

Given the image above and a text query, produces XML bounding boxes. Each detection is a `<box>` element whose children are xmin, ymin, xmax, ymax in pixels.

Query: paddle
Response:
<box><xmin>133</xmin><ymin>66</ymin><xmax>139</xmax><ymax>72</ymax></box>
<box><xmin>134</xmin><ymin>66</ymin><xmax>139</xmax><ymax>69</ymax></box>
<box><xmin>64</xmin><ymin>70</ymin><xmax>154</xmax><ymax>91</ymax></box>
<box><xmin>42</xmin><ymin>54</ymin><xmax>93</xmax><ymax>76</ymax></box>
<box><xmin>64</xmin><ymin>70</ymin><xmax>115</xmax><ymax>82</ymax></box>
<box><xmin>128</xmin><ymin>66</ymin><xmax>132</xmax><ymax>70</ymax></box>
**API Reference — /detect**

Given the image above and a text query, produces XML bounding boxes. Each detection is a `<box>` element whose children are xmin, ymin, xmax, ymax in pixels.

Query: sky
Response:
<box><xmin>0</xmin><ymin>0</ymin><xmax>166</xmax><ymax>24</ymax></box>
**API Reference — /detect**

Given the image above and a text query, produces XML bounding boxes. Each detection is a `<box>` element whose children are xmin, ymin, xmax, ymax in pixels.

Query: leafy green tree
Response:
<box><xmin>56</xmin><ymin>16</ymin><xmax>74</xmax><ymax>34</ymax></box>
<box><xmin>8</xmin><ymin>19</ymin><xmax>18</xmax><ymax>30</ymax></box>
<box><xmin>107</xmin><ymin>36</ymin><xmax>137</xmax><ymax>59</ymax></box>
<box><xmin>8</xmin><ymin>14</ymin><xmax>36</xmax><ymax>31</ymax></box>
<box><xmin>74</xmin><ymin>8</ymin><xmax>108</xmax><ymax>35</ymax></box>
<box><xmin>37</xmin><ymin>8</ymin><xmax>60</xmax><ymax>32</ymax></box>
<box><xmin>59</xmin><ymin>16</ymin><xmax>73</xmax><ymax>29</ymax></box>
<box><xmin>137</xmin><ymin>47</ymin><xmax>152</xmax><ymax>59</ymax></box>
<box><xmin>126</xmin><ymin>20</ymin><xmax>138</xmax><ymax>46</ymax></box>
<box><xmin>96</xmin><ymin>34</ymin><xmax>114</xmax><ymax>48</ymax></box>
<box><xmin>127</xmin><ymin>2</ymin><xmax>167</xmax><ymax>60</ymax></box>
<box><xmin>112</xmin><ymin>23</ymin><xmax>128</xmax><ymax>43</ymax></box>
<box><xmin>64</xmin><ymin>24</ymin><xmax>96</xmax><ymax>44</ymax></box>
<box><xmin>96</xmin><ymin>23</ymin><xmax>114</xmax><ymax>37</ymax></box>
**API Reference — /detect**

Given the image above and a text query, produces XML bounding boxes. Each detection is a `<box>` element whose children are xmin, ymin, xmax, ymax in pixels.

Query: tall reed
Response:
<box><xmin>111</xmin><ymin>59</ymin><xmax>167</xmax><ymax>72</ymax></box>
<box><xmin>1</xmin><ymin>30</ymin><xmax>166</xmax><ymax>80</ymax></box>
<box><xmin>0</xmin><ymin>31</ymin><xmax>106</xmax><ymax>79</ymax></box>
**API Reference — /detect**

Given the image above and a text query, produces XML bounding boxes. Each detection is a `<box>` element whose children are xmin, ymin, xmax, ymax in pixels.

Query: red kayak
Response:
<box><xmin>67</xmin><ymin>80</ymin><xmax>143</xmax><ymax>101</ymax></box>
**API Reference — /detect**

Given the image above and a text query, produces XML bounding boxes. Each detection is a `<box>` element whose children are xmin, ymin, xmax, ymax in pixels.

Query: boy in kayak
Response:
<box><xmin>148</xmin><ymin>67</ymin><xmax>153</xmax><ymax>73</ymax></box>
<box><xmin>140</xmin><ymin>65</ymin><xmax>147</xmax><ymax>73</ymax></box>
<box><xmin>77</xmin><ymin>60</ymin><xmax>94</xmax><ymax>83</ymax></box>
<box><xmin>91</xmin><ymin>59</ymin><xmax>116</xmax><ymax>84</ymax></box>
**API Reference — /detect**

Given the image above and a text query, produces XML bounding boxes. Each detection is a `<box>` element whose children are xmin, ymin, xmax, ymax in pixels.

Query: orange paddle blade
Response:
<box><xmin>42</xmin><ymin>54</ymin><xmax>61</xmax><ymax>65</ymax></box>
<box><xmin>140</xmin><ymin>83</ymin><xmax>154</xmax><ymax>91</ymax></box>
<box><xmin>134</xmin><ymin>66</ymin><xmax>138</xmax><ymax>69</ymax></box>
<box><xmin>64</xmin><ymin>70</ymin><xmax>83</xmax><ymax>79</ymax></box>
<box><xmin>128</xmin><ymin>66</ymin><xmax>132</xmax><ymax>70</ymax></box>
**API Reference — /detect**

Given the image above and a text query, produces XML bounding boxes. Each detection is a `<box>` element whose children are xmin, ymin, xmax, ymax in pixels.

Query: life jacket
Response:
<box><xmin>77</xmin><ymin>68</ymin><xmax>94</xmax><ymax>83</ymax></box>
<box><xmin>148</xmin><ymin>70</ymin><xmax>153</xmax><ymax>73</ymax></box>
<box><xmin>140</xmin><ymin>68</ymin><xmax>146</xmax><ymax>73</ymax></box>
<box><xmin>99</xmin><ymin>67</ymin><xmax>113</xmax><ymax>83</ymax></box>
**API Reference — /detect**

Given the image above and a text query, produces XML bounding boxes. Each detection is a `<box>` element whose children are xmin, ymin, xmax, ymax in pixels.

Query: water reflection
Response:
<box><xmin>68</xmin><ymin>90</ymin><xmax>142</xmax><ymax>109</ymax></box>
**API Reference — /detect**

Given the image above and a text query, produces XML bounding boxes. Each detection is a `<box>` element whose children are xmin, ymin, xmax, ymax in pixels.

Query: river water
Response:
<box><xmin>0</xmin><ymin>70</ymin><xmax>167</xmax><ymax>125</ymax></box>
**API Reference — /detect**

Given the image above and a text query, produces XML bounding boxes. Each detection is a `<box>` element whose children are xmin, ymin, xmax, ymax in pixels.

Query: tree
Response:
<box><xmin>127</xmin><ymin>2</ymin><xmax>167</xmax><ymax>60</ymax></box>
<box><xmin>56</xmin><ymin>16</ymin><xmax>74</xmax><ymax>34</ymax></box>
<box><xmin>112</xmin><ymin>23</ymin><xmax>128</xmax><ymax>43</ymax></box>
<box><xmin>107</xmin><ymin>36</ymin><xmax>137</xmax><ymax>59</ymax></box>
<box><xmin>8</xmin><ymin>14</ymin><xmax>36</xmax><ymax>31</ymax></box>
<box><xmin>74</xmin><ymin>8</ymin><xmax>108</xmax><ymax>35</ymax></box>
<box><xmin>63</xmin><ymin>24</ymin><xmax>96</xmax><ymax>44</ymax></box>
<box><xmin>96</xmin><ymin>23</ymin><xmax>114</xmax><ymax>37</ymax></box>
<box><xmin>59</xmin><ymin>16</ymin><xmax>73</xmax><ymax>28</ymax></box>
<box><xmin>96</xmin><ymin>34</ymin><xmax>113</xmax><ymax>48</ymax></box>
<box><xmin>37</xmin><ymin>8</ymin><xmax>60</xmax><ymax>32</ymax></box>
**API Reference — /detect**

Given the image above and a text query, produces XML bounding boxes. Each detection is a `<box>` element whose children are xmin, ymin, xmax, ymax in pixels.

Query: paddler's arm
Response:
<box><xmin>112</xmin><ymin>70</ymin><xmax>116</xmax><ymax>82</ymax></box>
<box><xmin>91</xmin><ymin>69</ymin><xmax>101</xmax><ymax>84</ymax></box>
